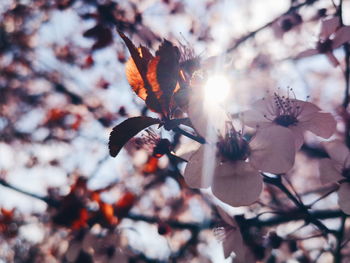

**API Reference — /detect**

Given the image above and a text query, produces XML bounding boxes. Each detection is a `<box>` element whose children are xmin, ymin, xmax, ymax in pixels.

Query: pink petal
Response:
<box><xmin>296</xmin><ymin>49</ymin><xmax>319</xmax><ymax>59</ymax></box>
<box><xmin>319</xmin><ymin>17</ymin><xmax>340</xmax><ymax>40</ymax></box>
<box><xmin>251</xmin><ymin>97</ymin><xmax>275</xmax><ymax>116</ymax></box>
<box><xmin>298</xmin><ymin>112</ymin><xmax>336</xmax><ymax>139</ymax></box>
<box><xmin>345</xmin><ymin>155</ymin><xmax>350</xmax><ymax>169</ymax></box>
<box><xmin>288</xmin><ymin>125</ymin><xmax>305</xmax><ymax>150</ymax></box>
<box><xmin>223</xmin><ymin>228</ymin><xmax>244</xmax><ymax>258</ymax></box>
<box><xmin>235</xmin><ymin>252</ymin><xmax>256</xmax><ymax>263</ymax></box>
<box><xmin>187</xmin><ymin>91</ymin><xmax>227</xmax><ymax>141</ymax></box>
<box><xmin>113</xmin><ymin>249</ymin><xmax>128</xmax><ymax>263</ymax></box>
<box><xmin>217</xmin><ymin>206</ymin><xmax>236</xmax><ymax>226</ymax></box>
<box><xmin>318</xmin><ymin>158</ymin><xmax>343</xmax><ymax>185</ymax></box>
<box><xmin>332</xmin><ymin>27</ymin><xmax>350</xmax><ymax>49</ymax></box>
<box><xmin>183</xmin><ymin>145</ymin><xmax>213</xmax><ymax>188</ymax></box>
<box><xmin>338</xmin><ymin>183</ymin><xmax>350</xmax><ymax>215</ymax></box>
<box><xmin>211</xmin><ymin>161</ymin><xmax>262</xmax><ymax>206</ymax></box>
<box><xmin>216</xmin><ymin>207</ymin><xmax>246</xmax><ymax>259</ymax></box>
<box><xmin>323</xmin><ymin>140</ymin><xmax>350</xmax><ymax>166</ymax></box>
<box><xmin>325</xmin><ymin>52</ymin><xmax>340</xmax><ymax>67</ymax></box>
<box><xmin>249</xmin><ymin>126</ymin><xmax>295</xmax><ymax>174</ymax></box>
<box><xmin>241</xmin><ymin>109</ymin><xmax>273</xmax><ymax>129</ymax></box>
<box><xmin>295</xmin><ymin>100</ymin><xmax>321</xmax><ymax>117</ymax></box>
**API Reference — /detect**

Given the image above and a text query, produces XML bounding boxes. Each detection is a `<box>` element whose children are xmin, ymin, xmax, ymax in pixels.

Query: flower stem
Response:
<box><xmin>172</xmin><ymin>126</ymin><xmax>206</xmax><ymax>144</ymax></box>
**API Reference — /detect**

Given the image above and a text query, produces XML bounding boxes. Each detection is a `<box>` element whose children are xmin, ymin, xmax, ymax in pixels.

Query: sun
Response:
<box><xmin>203</xmin><ymin>74</ymin><xmax>230</xmax><ymax>105</ymax></box>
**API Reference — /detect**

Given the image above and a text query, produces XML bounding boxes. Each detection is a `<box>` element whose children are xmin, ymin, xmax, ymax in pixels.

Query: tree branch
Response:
<box><xmin>225</xmin><ymin>0</ymin><xmax>320</xmax><ymax>53</ymax></box>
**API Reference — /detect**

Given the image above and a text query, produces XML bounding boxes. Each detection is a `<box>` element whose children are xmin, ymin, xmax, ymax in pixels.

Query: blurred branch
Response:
<box><xmin>262</xmin><ymin>174</ymin><xmax>335</xmax><ymax>235</ymax></box>
<box><xmin>247</xmin><ymin>208</ymin><xmax>345</xmax><ymax>227</ymax></box>
<box><xmin>334</xmin><ymin>215</ymin><xmax>347</xmax><ymax>263</ymax></box>
<box><xmin>172</xmin><ymin>127</ymin><xmax>206</xmax><ymax>144</ymax></box>
<box><xmin>126</xmin><ymin>213</ymin><xmax>213</xmax><ymax>230</ymax></box>
<box><xmin>300</xmin><ymin>143</ymin><xmax>329</xmax><ymax>158</ymax></box>
<box><xmin>0</xmin><ymin>178</ymin><xmax>60</xmax><ymax>208</ymax></box>
<box><xmin>225</xmin><ymin>0</ymin><xmax>320</xmax><ymax>53</ymax></box>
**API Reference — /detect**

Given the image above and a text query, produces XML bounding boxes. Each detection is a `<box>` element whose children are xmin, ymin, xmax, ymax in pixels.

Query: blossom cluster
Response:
<box><xmin>111</xmin><ymin>23</ymin><xmax>350</xmax><ymax>261</ymax></box>
<box><xmin>184</xmin><ymin>90</ymin><xmax>338</xmax><ymax>209</ymax></box>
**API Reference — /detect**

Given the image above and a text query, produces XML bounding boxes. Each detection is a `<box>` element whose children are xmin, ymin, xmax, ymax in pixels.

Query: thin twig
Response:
<box><xmin>262</xmin><ymin>174</ymin><xmax>335</xmax><ymax>235</ymax></box>
<box><xmin>0</xmin><ymin>178</ymin><xmax>60</xmax><ymax>208</ymax></box>
<box><xmin>307</xmin><ymin>185</ymin><xmax>338</xmax><ymax>207</ymax></box>
<box><xmin>334</xmin><ymin>215</ymin><xmax>347</xmax><ymax>263</ymax></box>
<box><xmin>172</xmin><ymin>127</ymin><xmax>206</xmax><ymax>144</ymax></box>
<box><xmin>225</xmin><ymin>0</ymin><xmax>320</xmax><ymax>53</ymax></box>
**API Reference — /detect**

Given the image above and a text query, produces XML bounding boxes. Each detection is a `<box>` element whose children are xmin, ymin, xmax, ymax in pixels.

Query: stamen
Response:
<box><xmin>272</xmin><ymin>93</ymin><xmax>300</xmax><ymax>127</ymax></box>
<box><xmin>217</xmin><ymin>123</ymin><xmax>250</xmax><ymax>161</ymax></box>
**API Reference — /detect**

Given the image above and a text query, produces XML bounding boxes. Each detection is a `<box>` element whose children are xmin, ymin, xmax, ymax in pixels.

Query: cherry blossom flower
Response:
<box><xmin>185</xmin><ymin>83</ymin><xmax>296</xmax><ymax>206</ymax></box>
<box><xmin>318</xmin><ymin>140</ymin><xmax>350</xmax><ymax>215</ymax></box>
<box><xmin>214</xmin><ymin>207</ymin><xmax>256</xmax><ymax>262</ymax></box>
<box><xmin>296</xmin><ymin>17</ymin><xmax>350</xmax><ymax>66</ymax></box>
<box><xmin>184</xmin><ymin>122</ymin><xmax>295</xmax><ymax>206</ymax></box>
<box><xmin>242</xmin><ymin>93</ymin><xmax>336</xmax><ymax>150</ymax></box>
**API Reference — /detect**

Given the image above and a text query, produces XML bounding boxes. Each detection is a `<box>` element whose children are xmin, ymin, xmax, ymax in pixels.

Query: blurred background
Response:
<box><xmin>1</xmin><ymin>0</ymin><xmax>349</xmax><ymax>262</ymax></box>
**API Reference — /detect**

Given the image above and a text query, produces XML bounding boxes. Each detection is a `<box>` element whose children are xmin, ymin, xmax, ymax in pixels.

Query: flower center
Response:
<box><xmin>216</xmin><ymin>125</ymin><xmax>250</xmax><ymax>161</ymax></box>
<box><xmin>274</xmin><ymin>114</ymin><xmax>298</xmax><ymax>127</ymax></box>
<box><xmin>271</xmin><ymin>93</ymin><xmax>300</xmax><ymax>127</ymax></box>
<box><xmin>316</xmin><ymin>39</ymin><xmax>333</xmax><ymax>53</ymax></box>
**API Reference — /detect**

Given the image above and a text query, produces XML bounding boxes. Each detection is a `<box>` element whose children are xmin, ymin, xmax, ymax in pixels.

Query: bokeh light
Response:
<box><xmin>204</xmin><ymin>74</ymin><xmax>230</xmax><ymax>106</ymax></box>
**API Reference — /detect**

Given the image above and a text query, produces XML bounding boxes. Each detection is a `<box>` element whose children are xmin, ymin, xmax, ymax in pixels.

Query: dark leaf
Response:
<box><xmin>83</xmin><ymin>24</ymin><xmax>113</xmax><ymax>50</ymax></box>
<box><xmin>118</xmin><ymin>30</ymin><xmax>153</xmax><ymax>81</ymax></box>
<box><xmin>109</xmin><ymin>116</ymin><xmax>161</xmax><ymax>157</ymax></box>
<box><xmin>147</xmin><ymin>40</ymin><xmax>180</xmax><ymax>116</ymax></box>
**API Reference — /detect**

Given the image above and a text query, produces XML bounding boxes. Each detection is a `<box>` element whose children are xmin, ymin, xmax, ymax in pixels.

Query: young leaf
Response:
<box><xmin>118</xmin><ymin>30</ymin><xmax>153</xmax><ymax>82</ymax></box>
<box><xmin>109</xmin><ymin>116</ymin><xmax>161</xmax><ymax>157</ymax></box>
<box><xmin>147</xmin><ymin>40</ymin><xmax>180</xmax><ymax>116</ymax></box>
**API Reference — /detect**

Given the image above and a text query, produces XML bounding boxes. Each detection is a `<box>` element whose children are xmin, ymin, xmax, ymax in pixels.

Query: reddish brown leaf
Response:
<box><xmin>120</xmin><ymin>32</ymin><xmax>183</xmax><ymax>116</ymax></box>
<box><xmin>99</xmin><ymin>202</ymin><xmax>117</xmax><ymax>225</ymax></box>
<box><xmin>142</xmin><ymin>156</ymin><xmax>158</xmax><ymax>174</ymax></box>
<box><xmin>147</xmin><ymin>40</ymin><xmax>180</xmax><ymax>116</ymax></box>
<box><xmin>109</xmin><ymin>116</ymin><xmax>161</xmax><ymax>157</ymax></box>
<box><xmin>125</xmin><ymin>58</ymin><xmax>148</xmax><ymax>100</ymax></box>
<box><xmin>119</xmin><ymin>31</ymin><xmax>153</xmax><ymax>83</ymax></box>
<box><xmin>84</xmin><ymin>24</ymin><xmax>113</xmax><ymax>50</ymax></box>
<box><xmin>115</xmin><ymin>192</ymin><xmax>136</xmax><ymax>218</ymax></box>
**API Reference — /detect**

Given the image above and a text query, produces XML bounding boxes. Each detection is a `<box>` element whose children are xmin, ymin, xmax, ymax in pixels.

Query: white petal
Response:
<box><xmin>323</xmin><ymin>140</ymin><xmax>350</xmax><ymax>166</ymax></box>
<box><xmin>338</xmin><ymin>183</ymin><xmax>350</xmax><ymax>215</ymax></box>
<box><xmin>299</xmin><ymin>112</ymin><xmax>336</xmax><ymax>139</ymax></box>
<box><xmin>183</xmin><ymin>145</ymin><xmax>215</xmax><ymax>188</ymax></box>
<box><xmin>319</xmin><ymin>17</ymin><xmax>340</xmax><ymax>40</ymax></box>
<box><xmin>318</xmin><ymin>158</ymin><xmax>343</xmax><ymax>185</ymax></box>
<box><xmin>332</xmin><ymin>27</ymin><xmax>350</xmax><ymax>49</ymax></box>
<box><xmin>249</xmin><ymin>126</ymin><xmax>295</xmax><ymax>174</ymax></box>
<box><xmin>211</xmin><ymin>161</ymin><xmax>262</xmax><ymax>206</ymax></box>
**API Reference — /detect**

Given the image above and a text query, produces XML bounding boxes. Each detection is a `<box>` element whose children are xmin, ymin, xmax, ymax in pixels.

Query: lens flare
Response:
<box><xmin>204</xmin><ymin>74</ymin><xmax>230</xmax><ymax>105</ymax></box>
